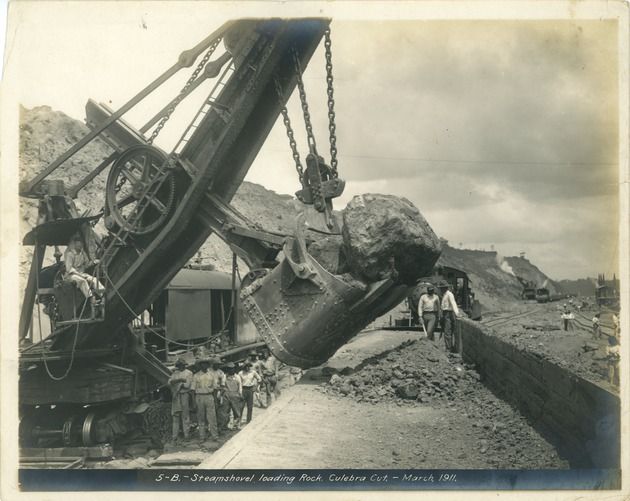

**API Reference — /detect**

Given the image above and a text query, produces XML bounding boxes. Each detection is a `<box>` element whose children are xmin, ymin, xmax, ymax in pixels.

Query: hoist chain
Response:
<box><xmin>146</xmin><ymin>37</ymin><xmax>223</xmax><ymax>147</ymax></box>
<box><xmin>274</xmin><ymin>77</ymin><xmax>304</xmax><ymax>182</ymax></box>
<box><xmin>324</xmin><ymin>28</ymin><xmax>338</xmax><ymax>177</ymax></box>
<box><xmin>292</xmin><ymin>49</ymin><xmax>318</xmax><ymax>156</ymax></box>
<box><xmin>273</xmin><ymin>26</ymin><xmax>340</xmax><ymax>188</ymax></box>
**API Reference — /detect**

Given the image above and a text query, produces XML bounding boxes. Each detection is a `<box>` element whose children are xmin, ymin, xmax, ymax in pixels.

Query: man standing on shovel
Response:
<box><xmin>418</xmin><ymin>286</ymin><xmax>441</xmax><ymax>341</ymax></box>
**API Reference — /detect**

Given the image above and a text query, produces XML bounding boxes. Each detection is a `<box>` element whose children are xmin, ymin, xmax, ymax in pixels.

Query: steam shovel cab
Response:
<box><xmin>21</xmin><ymin>212</ymin><xmax>106</xmax><ymax>339</ymax></box>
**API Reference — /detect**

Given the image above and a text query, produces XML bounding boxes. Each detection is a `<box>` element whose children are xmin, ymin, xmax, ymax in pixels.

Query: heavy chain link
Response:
<box><xmin>324</xmin><ymin>28</ymin><xmax>338</xmax><ymax>177</ymax></box>
<box><xmin>146</xmin><ymin>37</ymin><xmax>223</xmax><ymax>146</ymax></box>
<box><xmin>273</xmin><ymin>26</ymin><xmax>339</xmax><ymax>185</ymax></box>
<box><xmin>292</xmin><ymin>49</ymin><xmax>318</xmax><ymax>156</ymax></box>
<box><xmin>274</xmin><ymin>77</ymin><xmax>304</xmax><ymax>182</ymax></box>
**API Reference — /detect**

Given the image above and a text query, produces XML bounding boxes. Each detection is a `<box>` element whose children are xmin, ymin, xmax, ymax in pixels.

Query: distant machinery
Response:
<box><xmin>387</xmin><ymin>265</ymin><xmax>483</xmax><ymax>330</ymax></box>
<box><xmin>596</xmin><ymin>273</ymin><xmax>619</xmax><ymax>309</ymax></box>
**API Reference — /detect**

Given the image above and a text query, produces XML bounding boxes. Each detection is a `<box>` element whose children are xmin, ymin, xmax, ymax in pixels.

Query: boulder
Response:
<box><xmin>341</xmin><ymin>194</ymin><xmax>442</xmax><ymax>285</ymax></box>
<box><xmin>307</xmin><ymin>235</ymin><xmax>349</xmax><ymax>275</ymax></box>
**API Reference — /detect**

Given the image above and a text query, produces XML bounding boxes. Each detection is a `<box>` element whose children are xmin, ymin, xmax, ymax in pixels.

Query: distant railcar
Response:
<box><xmin>522</xmin><ymin>287</ymin><xmax>537</xmax><ymax>300</ymax></box>
<box><xmin>535</xmin><ymin>288</ymin><xmax>550</xmax><ymax>303</ymax></box>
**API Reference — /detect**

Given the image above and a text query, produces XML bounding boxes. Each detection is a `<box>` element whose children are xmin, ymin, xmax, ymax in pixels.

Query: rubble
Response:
<box><xmin>322</xmin><ymin>339</ymin><xmax>479</xmax><ymax>405</ymax></box>
<box><xmin>341</xmin><ymin>194</ymin><xmax>442</xmax><ymax>285</ymax></box>
<box><xmin>318</xmin><ymin>337</ymin><xmax>565</xmax><ymax>468</ymax></box>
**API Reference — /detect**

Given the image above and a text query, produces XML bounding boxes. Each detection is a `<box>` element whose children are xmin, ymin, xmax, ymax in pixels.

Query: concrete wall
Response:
<box><xmin>457</xmin><ymin>318</ymin><xmax>620</xmax><ymax>468</ymax></box>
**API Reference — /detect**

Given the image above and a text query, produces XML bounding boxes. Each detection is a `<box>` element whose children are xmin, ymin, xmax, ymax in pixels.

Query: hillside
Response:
<box><xmin>503</xmin><ymin>256</ymin><xmax>563</xmax><ymax>296</ymax></box>
<box><xmin>437</xmin><ymin>247</ymin><xmax>523</xmax><ymax>311</ymax></box>
<box><xmin>19</xmin><ymin>106</ymin><xmax>559</xmax><ymax>312</ymax></box>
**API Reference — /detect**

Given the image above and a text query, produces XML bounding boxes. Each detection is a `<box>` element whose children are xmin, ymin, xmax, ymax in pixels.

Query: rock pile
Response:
<box><xmin>321</xmin><ymin>338</ymin><xmax>480</xmax><ymax>405</ymax></box>
<box><xmin>318</xmin><ymin>336</ymin><xmax>567</xmax><ymax>468</ymax></box>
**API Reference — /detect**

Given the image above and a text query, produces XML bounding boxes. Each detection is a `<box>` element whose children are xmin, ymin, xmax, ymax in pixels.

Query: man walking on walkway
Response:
<box><xmin>440</xmin><ymin>284</ymin><xmax>460</xmax><ymax>352</ymax></box>
<box><xmin>192</xmin><ymin>357</ymin><xmax>222</xmax><ymax>441</ymax></box>
<box><xmin>418</xmin><ymin>286</ymin><xmax>441</xmax><ymax>341</ymax></box>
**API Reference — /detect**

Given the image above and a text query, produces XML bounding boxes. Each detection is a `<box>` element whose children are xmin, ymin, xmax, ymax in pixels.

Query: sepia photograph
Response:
<box><xmin>0</xmin><ymin>0</ymin><xmax>627</xmax><ymax>497</ymax></box>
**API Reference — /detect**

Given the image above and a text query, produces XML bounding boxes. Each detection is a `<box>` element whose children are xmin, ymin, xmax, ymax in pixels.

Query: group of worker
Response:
<box><xmin>417</xmin><ymin>283</ymin><xmax>462</xmax><ymax>353</ymax></box>
<box><xmin>167</xmin><ymin>349</ymin><xmax>281</xmax><ymax>444</ymax></box>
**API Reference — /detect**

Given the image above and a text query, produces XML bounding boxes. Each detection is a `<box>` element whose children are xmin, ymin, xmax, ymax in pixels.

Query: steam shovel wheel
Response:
<box><xmin>106</xmin><ymin>145</ymin><xmax>176</xmax><ymax>235</ymax></box>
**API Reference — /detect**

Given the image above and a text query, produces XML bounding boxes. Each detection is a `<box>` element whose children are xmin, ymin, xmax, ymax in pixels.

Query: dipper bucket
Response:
<box><xmin>240</xmin><ymin>217</ymin><xmax>411</xmax><ymax>368</ymax></box>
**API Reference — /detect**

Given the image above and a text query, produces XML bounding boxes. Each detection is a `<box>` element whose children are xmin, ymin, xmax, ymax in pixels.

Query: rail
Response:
<box><xmin>481</xmin><ymin>308</ymin><xmax>538</xmax><ymax>329</ymax></box>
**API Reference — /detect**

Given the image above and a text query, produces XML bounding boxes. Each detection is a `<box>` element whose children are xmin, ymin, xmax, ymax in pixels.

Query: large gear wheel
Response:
<box><xmin>105</xmin><ymin>145</ymin><xmax>176</xmax><ymax>235</ymax></box>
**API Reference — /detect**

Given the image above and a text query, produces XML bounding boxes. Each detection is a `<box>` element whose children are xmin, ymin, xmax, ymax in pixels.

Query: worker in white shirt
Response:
<box><xmin>239</xmin><ymin>362</ymin><xmax>263</xmax><ymax>424</ymax></box>
<box><xmin>592</xmin><ymin>313</ymin><xmax>602</xmax><ymax>340</ymax></box>
<box><xmin>418</xmin><ymin>286</ymin><xmax>441</xmax><ymax>341</ymax></box>
<box><xmin>606</xmin><ymin>336</ymin><xmax>620</xmax><ymax>386</ymax></box>
<box><xmin>440</xmin><ymin>284</ymin><xmax>460</xmax><ymax>352</ymax></box>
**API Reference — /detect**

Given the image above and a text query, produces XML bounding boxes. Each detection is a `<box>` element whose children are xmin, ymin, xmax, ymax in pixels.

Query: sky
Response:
<box><xmin>4</xmin><ymin>2</ymin><xmax>622</xmax><ymax>280</ymax></box>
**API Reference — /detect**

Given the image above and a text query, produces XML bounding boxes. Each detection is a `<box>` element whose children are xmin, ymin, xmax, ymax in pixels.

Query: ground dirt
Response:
<box><xmin>482</xmin><ymin>302</ymin><xmax>617</xmax><ymax>389</ymax></box>
<box><xmin>201</xmin><ymin>381</ymin><xmax>566</xmax><ymax>469</ymax></box>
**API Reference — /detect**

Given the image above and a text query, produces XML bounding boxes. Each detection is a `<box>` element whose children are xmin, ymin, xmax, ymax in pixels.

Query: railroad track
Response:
<box><xmin>574</xmin><ymin>311</ymin><xmax>615</xmax><ymax>337</ymax></box>
<box><xmin>481</xmin><ymin>309</ymin><xmax>538</xmax><ymax>329</ymax></box>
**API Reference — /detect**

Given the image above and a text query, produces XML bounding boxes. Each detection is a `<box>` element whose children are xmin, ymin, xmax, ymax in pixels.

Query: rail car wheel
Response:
<box><xmin>82</xmin><ymin>412</ymin><xmax>97</xmax><ymax>446</ymax></box>
<box><xmin>106</xmin><ymin>145</ymin><xmax>176</xmax><ymax>235</ymax></box>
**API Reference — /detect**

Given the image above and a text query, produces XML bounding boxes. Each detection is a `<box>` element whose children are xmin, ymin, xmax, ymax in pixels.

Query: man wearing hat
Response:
<box><xmin>238</xmin><ymin>362</ymin><xmax>262</xmax><ymax>424</ymax></box>
<box><xmin>440</xmin><ymin>283</ymin><xmax>461</xmax><ymax>352</ymax></box>
<box><xmin>168</xmin><ymin>359</ymin><xmax>193</xmax><ymax>442</ymax></box>
<box><xmin>223</xmin><ymin>362</ymin><xmax>244</xmax><ymax>430</ymax></box>
<box><xmin>212</xmin><ymin>358</ymin><xmax>230</xmax><ymax>434</ymax></box>
<box><xmin>418</xmin><ymin>285</ymin><xmax>441</xmax><ymax>341</ymax></box>
<box><xmin>247</xmin><ymin>350</ymin><xmax>266</xmax><ymax>408</ymax></box>
<box><xmin>192</xmin><ymin>357</ymin><xmax>222</xmax><ymax>441</ymax></box>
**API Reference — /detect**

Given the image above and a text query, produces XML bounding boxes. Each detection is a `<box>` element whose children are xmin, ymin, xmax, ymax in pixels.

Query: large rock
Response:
<box><xmin>306</xmin><ymin>234</ymin><xmax>349</xmax><ymax>275</ymax></box>
<box><xmin>341</xmin><ymin>194</ymin><xmax>442</xmax><ymax>285</ymax></box>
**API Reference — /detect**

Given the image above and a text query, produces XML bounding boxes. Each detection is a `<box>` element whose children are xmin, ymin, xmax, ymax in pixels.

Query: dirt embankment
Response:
<box><xmin>484</xmin><ymin>303</ymin><xmax>614</xmax><ymax>386</ymax></box>
<box><xmin>438</xmin><ymin>247</ymin><xmax>522</xmax><ymax>311</ymax></box>
<box><xmin>503</xmin><ymin>255</ymin><xmax>563</xmax><ymax>295</ymax></box>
